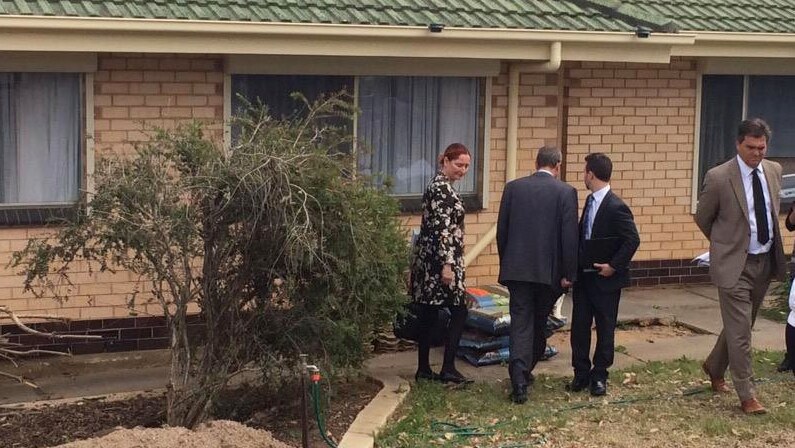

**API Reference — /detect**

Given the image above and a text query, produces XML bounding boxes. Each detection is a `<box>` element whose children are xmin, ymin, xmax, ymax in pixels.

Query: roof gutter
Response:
<box><xmin>464</xmin><ymin>41</ymin><xmax>562</xmax><ymax>267</ymax></box>
<box><xmin>0</xmin><ymin>15</ymin><xmax>696</xmax><ymax>43</ymax></box>
<box><xmin>688</xmin><ymin>30</ymin><xmax>795</xmax><ymax>43</ymax></box>
<box><xmin>671</xmin><ymin>30</ymin><xmax>795</xmax><ymax>57</ymax></box>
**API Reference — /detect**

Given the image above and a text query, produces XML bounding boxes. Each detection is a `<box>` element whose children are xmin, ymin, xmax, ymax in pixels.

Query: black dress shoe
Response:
<box><xmin>438</xmin><ymin>369</ymin><xmax>473</xmax><ymax>384</ymax></box>
<box><xmin>590</xmin><ymin>380</ymin><xmax>607</xmax><ymax>396</ymax></box>
<box><xmin>777</xmin><ymin>354</ymin><xmax>791</xmax><ymax>373</ymax></box>
<box><xmin>567</xmin><ymin>377</ymin><xmax>590</xmax><ymax>392</ymax></box>
<box><xmin>415</xmin><ymin>370</ymin><xmax>440</xmax><ymax>382</ymax></box>
<box><xmin>511</xmin><ymin>385</ymin><xmax>528</xmax><ymax>404</ymax></box>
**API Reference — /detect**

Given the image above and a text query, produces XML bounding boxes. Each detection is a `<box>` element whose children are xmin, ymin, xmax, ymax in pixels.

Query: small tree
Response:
<box><xmin>10</xmin><ymin>94</ymin><xmax>409</xmax><ymax>427</ymax></box>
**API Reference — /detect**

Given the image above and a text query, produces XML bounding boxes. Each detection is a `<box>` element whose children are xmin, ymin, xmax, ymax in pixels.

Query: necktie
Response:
<box><xmin>582</xmin><ymin>194</ymin><xmax>594</xmax><ymax>241</ymax></box>
<box><xmin>751</xmin><ymin>169</ymin><xmax>770</xmax><ymax>245</ymax></box>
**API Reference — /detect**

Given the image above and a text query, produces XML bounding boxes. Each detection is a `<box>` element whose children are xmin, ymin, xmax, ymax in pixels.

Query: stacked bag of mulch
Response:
<box><xmin>457</xmin><ymin>285</ymin><xmax>511</xmax><ymax>366</ymax></box>
<box><xmin>458</xmin><ymin>285</ymin><xmax>565</xmax><ymax>367</ymax></box>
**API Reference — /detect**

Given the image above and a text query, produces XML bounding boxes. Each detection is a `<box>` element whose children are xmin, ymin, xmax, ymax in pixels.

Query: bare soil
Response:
<box><xmin>547</xmin><ymin>318</ymin><xmax>698</xmax><ymax>348</ymax></box>
<box><xmin>53</xmin><ymin>420</ymin><xmax>293</xmax><ymax>448</ymax></box>
<box><xmin>0</xmin><ymin>375</ymin><xmax>380</xmax><ymax>448</ymax></box>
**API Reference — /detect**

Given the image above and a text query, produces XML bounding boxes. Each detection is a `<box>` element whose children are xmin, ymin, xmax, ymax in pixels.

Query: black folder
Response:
<box><xmin>582</xmin><ymin>237</ymin><xmax>622</xmax><ymax>272</ymax></box>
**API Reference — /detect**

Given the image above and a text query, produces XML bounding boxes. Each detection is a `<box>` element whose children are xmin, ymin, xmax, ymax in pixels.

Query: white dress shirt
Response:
<box><xmin>736</xmin><ymin>155</ymin><xmax>773</xmax><ymax>254</ymax></box>
<box><xmin>584</xmin><ymin>185</ymin><xmax>610</xmax><ymax>240</ymax></box>
<box><xmin>537</xmin><ymin>168</ymin><xmax>555</xmax><ymax>177</ymax></box>
<box><xmin>788</xmin><ymin>280</ymin><xmax>795</xmax><ymax>327</ymax></box>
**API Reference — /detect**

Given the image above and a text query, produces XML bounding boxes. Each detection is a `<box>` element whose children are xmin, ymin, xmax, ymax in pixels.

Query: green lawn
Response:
<box><xmin>377</xmin><ymin>351</ymin><xmax>795</xmax><ymax>448</ymax></box>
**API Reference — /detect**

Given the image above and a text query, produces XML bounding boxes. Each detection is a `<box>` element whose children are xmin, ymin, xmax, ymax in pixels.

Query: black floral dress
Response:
<box><xmin>410</xmin><ymin>172</ymin><xmax>466</xmax><ymax>307</ymax></box>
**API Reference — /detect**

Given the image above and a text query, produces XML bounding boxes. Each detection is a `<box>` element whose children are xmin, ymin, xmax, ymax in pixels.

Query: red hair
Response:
<box><xmin>438</xmin><ymin>143</ymin><xmax>470</xmax><ymax>166</ymax></box>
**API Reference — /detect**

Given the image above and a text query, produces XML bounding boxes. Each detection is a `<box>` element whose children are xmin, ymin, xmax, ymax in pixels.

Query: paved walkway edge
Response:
<box><xmin>338</xmin><ymin>375</ymin><xmax>410</xmax><ymax>448</ymax></box>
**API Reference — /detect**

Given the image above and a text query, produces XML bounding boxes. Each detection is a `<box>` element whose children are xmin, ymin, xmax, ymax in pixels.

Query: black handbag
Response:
<box><xmin>393</xmin><ymin>302</ymin><xmax>450</xmax><ymax>346</ymax></box>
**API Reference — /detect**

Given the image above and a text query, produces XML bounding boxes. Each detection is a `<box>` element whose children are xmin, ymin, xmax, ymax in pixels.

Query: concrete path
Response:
<box><xmin>0</xmin><ymin>285</ymin><xmax>788</xmax><ymax>448</ymax></box>
<box><xmin>0</xmin><ymin>350</ymin><xmax>170</xmax><ymax>406</ymax></box>
<box><xmin>365</xmin><ymin>285</ymin><xmax>787</xmax><ymax>384</ymax></box>
<box><xmin>0</xmin><ymin>285</ymin><xmax>787</xmax><ymax>406</ymax></box>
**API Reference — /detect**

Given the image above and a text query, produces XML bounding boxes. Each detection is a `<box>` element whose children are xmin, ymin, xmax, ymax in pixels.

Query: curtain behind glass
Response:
<box><xmin>698</xmin><ymin>75</ymin><xmax>743</xmax><ymax>188</ymax></box>
<box><xmin>0</xmin><ymin>73</ymin><xmax>80</xmax><ymax>205</ymax></box>
<box><xmin>358</xmin><ymin>76</ymin><xmax>479</xmax><ymax>195</ymax></box>
<box><xmin>231</xmin><ymin>75</ymin><xmax>353</xmax><ymax>146</ymax></box>
<box><xmin>748</xmin><ymin>76</ymin><xmax>795</xmax><ymax>157</ymax></box>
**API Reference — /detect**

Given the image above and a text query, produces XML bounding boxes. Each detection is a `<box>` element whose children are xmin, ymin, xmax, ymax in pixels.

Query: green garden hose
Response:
<box><xmin>310</xmin><ymin>373</ymin><xmax>338</xmax><ymax>448</ymax></box>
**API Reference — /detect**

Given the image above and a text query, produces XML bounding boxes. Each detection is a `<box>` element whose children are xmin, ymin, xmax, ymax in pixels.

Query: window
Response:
<box><xmin>231</xmin><ymin>74</ymin><xmax>484</xmax><ymax>211</ymax></box>
<box><xmin>357</xmin><ymin>76</ymin><xmax>481</xmax><ymax>198</ymax></box>
<box><xmin>0</xmin><ymin>73</ymin><xmax>82</xmax><ymax>224</ymax></box>
<box><xmin>699</xmin><ymin>74</ymin><xmax>795</xmax><ymax>186</ymax></box>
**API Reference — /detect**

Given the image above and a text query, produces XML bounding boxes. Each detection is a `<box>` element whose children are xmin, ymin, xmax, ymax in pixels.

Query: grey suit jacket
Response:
<box><xmin>695</xmin><ymin>157</ymin><xmax>787</xmax><ymax>289</ymax></box>
<box><xmin>497</xmin><ymin>172</ymin><xmax>579</xmax><ymax>294</ymax></box>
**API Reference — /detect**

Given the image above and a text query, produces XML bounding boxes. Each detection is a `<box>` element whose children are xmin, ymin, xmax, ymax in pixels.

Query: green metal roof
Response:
<box><xmin>3</xmin><ymin>0</ymin><xmax>794</xmax><ymax>34</ymax></box>
<box><xmin>620</xmin><ymin>0</ymin><xmax>795</xmax><ymax>33</ymax></box>
<box><xmin>0</xmin><ymin>0</ymin><xmax>641</xmax><ymax>32</ymax></box>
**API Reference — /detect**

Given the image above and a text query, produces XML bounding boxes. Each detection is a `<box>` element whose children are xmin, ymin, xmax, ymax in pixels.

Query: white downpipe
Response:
<box><xmin>463</xmin><ymin>41</ymin><xmax>562</xmax><ymax>267</ymax></box>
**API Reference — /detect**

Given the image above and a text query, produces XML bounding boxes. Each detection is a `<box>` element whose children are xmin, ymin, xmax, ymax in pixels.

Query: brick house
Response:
<box><xmin>1</xmin><ymin>0</ymin><xmax>794</xmax><ymax>352</ymax></box>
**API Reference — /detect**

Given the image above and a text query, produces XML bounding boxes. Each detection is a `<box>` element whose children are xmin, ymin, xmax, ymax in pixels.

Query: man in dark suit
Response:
<box><xmin>569</xmin><ymin>152</ymin><xmax>640</xmax><ymax>396</ymax></box>
<box><xmin>497</xmin><ymin>146</ymin><xmax>579</xmax><ymax>404</ymax></box>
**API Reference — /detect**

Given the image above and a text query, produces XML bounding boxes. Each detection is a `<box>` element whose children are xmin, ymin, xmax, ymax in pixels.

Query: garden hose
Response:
<box><xmin>422</xmin><ymin>375</ymin><xmax>789</xmax><ymax>447</ymax></box>
<box><xmin>309</xmin><ymin>370</ymin><xmax>339</xmax><ymax>448</ymax></box>
<box><xmin>429</xmin><ymin>420</ymin><xmax>546</xmax><ymax>447</ymax></box>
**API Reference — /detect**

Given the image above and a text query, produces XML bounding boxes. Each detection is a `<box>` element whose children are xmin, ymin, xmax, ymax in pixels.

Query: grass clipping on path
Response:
<box><xmin>377</xmin><ymin>351</ymin><xmax>795</xmax><ymax>448</ymax></box>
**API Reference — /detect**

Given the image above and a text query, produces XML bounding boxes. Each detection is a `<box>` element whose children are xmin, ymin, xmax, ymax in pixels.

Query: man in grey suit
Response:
<box><xmin>497</xmin><ymin>146</ymin><xmax>579</xmax><ymax>404</ymax></box>
<box><xmin>695</xmin><ymin>118</ymin><xmax>787</xmax><ymax>415</ymax></box>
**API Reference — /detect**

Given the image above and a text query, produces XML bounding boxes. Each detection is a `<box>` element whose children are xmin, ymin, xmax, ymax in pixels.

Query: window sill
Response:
<box><xmin>0</xmin><ymin>203</ymin><xmax>78</xmax><ymax>226</ymax></box>
<box><xmin>397</xmin><ymin>195</ymin><xmax>484</xmax><ymax>214</ymax></box>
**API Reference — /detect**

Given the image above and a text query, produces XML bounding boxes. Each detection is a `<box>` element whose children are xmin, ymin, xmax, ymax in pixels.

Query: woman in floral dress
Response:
<box><xmin>410</xmin><ymin>143</ymin><xmax>471</xmax><ymax>384</ymax></box>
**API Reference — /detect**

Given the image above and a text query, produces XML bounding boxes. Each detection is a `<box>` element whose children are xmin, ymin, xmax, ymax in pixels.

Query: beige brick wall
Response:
<box><xmin>3</xmin><ymin>55</ymin><xmax>792</xmax><ymax>320</ymax></box>
<box><xmin>0</xmin><ymin>54</ymin><xmax>223</xmax><ymax>319</ymax></box>
<box><xmin>563</xmin><ymin>58</ymin><xmax>708</xmax><ymax>261</ymax></box>
<box><xmin>94</xmin><ymin>54</ymin><xmax>224</xmax><ymax>157</ymax></box>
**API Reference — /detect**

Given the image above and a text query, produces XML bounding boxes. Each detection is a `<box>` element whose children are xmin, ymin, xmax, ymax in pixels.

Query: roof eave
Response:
<box><xmin>672</xmin><ymin>30</ymin><xmax>795</xmax><ymax>58</ymax></box>
<box><xmin>0</xmin><ymin>15</ymin><xmax>695</xmax><ymax>60</ymax></box>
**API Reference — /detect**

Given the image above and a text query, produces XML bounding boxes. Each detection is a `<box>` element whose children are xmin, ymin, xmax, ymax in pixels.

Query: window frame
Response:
<box><xmin>0</xmin><ymin>71</ymin><xmax>92</xmax><ymax>226</ymax></box>
<box><xmin>693</xmin><ymin>59</ymin><xmax>795</xmax><ymax>213</ymax></box>
<box><xmin>225</xmin><ymin>66</ymin><xmax>492</xmax><ymax>214</ymax></box>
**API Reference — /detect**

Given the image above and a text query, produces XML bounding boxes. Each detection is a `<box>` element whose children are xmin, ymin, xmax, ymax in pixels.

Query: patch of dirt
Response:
<box><xmin>547</xmin><ymin>318</ymin><xmax>698</xmax><ymax>348</ymax></box>
<box><xmin>216</xmin><ymin>375</ymin><xmax>382</xmax><ymax>447</ymax></box>
<box><xmin>52</xmin><ymin>420</ymin><xmax>292</xmax><ymax>448</ymax></box>
<box><xmin>0</xmin><ymin>375</ymin><xmax>380</xmax><ymax>448</ymax></box>
<box><xmin>0</xmin><ymin>394</ymin><xmax>165</xmax><ymax>448</ymax></box>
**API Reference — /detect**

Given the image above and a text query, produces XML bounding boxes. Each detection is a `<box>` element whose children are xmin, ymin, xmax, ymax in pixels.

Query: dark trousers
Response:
<box><xmin>416</xmin><ymin>303</ymin><xmax>468</xmax><ymax>374</ymax></box>
<box><xmin>507</xmin><ymin>281</ymin><xmax>556</xmax><ymax>388</ymax></box>
<box><xmin>570</xmin><ymin>273</ymin><xmax>621</xmax><ymax>382</ymax></box>
<box><xmin>787</xmin><ymin>323</ymin><xmax>795</xmax><ymax>374</ymax></box>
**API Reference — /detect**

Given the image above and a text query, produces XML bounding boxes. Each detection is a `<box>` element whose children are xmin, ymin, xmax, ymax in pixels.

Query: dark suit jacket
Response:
<box><xmin>497</xmin><ymin>171</ymin><xmax>579</xmax><ymax>295</ymax></box>
<box><xmin>578</xmin><ymin>190</ymin><xmax>640</xmax><ymax>292</ymax></box>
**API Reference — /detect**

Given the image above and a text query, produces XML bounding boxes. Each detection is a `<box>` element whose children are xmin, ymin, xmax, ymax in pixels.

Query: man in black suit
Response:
<box><xmin>497</xmin><ymin>146</ymin><xmax>579</xmax><ymax>404</ymax></box>
<box><xmin>569</xmin><ymin>152</ymin><xmax>640</xmax><ymax>396</ymax></box>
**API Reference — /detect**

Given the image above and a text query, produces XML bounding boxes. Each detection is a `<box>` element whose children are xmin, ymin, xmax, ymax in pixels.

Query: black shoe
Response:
<box><xmin>438</xmin><ymin>369</ymin><xmax>473</xmax><ymax>384</ymax></box>
<box><xmin>590</xmin><ymin>380</ymin><xmax>607</xmax><ymax>396</ymax></box>
<box><xmin>567</xmin><ymin>376</ymin><xmax>590</xmax><ymax>392</ymax></box>
<box><xmin>414</xmin><ymin>370</ymin><xmax>440</xmax><ymax>382</ymax></box>
<box><xmin>511</xmin><ymin>384</ymin><xmax>528</xmax><ymax>404</ymax></box>
<box><xmin>777</xmin><ymin>354</ymin><xmax>791</xmax><ymax>373</ymax></box>
<box><xmin>540</xmin><ymin>345</ymin><xmax>559</xmax><ymax>361</ymax></box>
